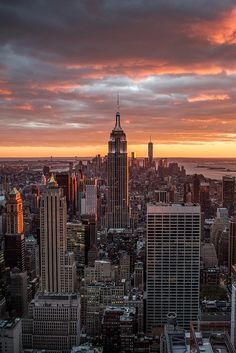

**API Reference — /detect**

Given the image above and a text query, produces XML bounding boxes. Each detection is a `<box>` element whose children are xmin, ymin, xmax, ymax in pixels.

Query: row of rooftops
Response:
<box><xmin>164</xmin><ymin>323</ymin><xmax>236</xmax><ymax>353</ymax></box>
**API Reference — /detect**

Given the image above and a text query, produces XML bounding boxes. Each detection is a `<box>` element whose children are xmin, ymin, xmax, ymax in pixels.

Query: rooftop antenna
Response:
<box><xmin>114</xmin><ymin>93</ymin><xmax>122</xmax><ymax>130</ymax></box>
<box><xmin>117</xmin><ymin>92</ymin><xmax>120</xmax><ymax>112</ymax></box>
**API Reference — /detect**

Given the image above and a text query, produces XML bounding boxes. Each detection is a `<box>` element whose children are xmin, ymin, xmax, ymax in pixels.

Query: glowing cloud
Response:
<box><xmin>190</xmin><ymin>6</ymin><xmax>236</xmax><ymax>44</ymax></box>
<box><xmin>16</xmin><ymin>104</ymin><xmax>34</xmax><ymax>111</ymax></box>
<box><xmin>187</xmin><ymin>94</ymin><xmax>230</xmax><ymax>103</ymax></box>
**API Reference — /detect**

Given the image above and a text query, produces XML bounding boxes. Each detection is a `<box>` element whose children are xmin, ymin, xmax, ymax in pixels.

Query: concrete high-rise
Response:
<box><xmin>8</xmin><ymin>269</ymin><xmax>28</xmax><ymax>317</ymax></box>
<box><xmin>5</xmin><ymin>188</ymin><xmax>25</xmax><ymax>271</ymax></box>
<box><xmin>0</xmin><ymin>318</ymin><xmax>22</xmax><ymax>353</ymax></box>
<box><xmin>6</xmin><ymin>188</ymin><xmax>23</xmax><ymax>234</ymax></box>
<box><xmin>229</xmin><ymin>216</ymin><xmax>236</xmax><ymax>274</ymax></box>
<box><xmin>107</xmin><ymin>109</ymin><xmax>129</xmax><ymax>228</ymax></box>
<box><xmin>146</xmin><ymin>203</ymin><xmax>201</xmax><ymax>332</ymax></box>
<box><xmin>25</xmin><ymin>235</ymin><xmax>40</xmax><ymax>280</ymax></box>
<box><xmin>231</xmin><ymin>284</ymin><xmax>236</xmax><ymax>347</ymax></box>
<box><xmin>67</xmin><ymin>221</ymin><xmax>85</xmax><ymax>274</ymax></box>
<box><xmin>40</xmin><ymin>175</ymin><xmax>76</xmax><ymax>293</ymax></box>
<box><xmin>22</xmin><ymin>293</ymin><xmax>80</xmax><ymax>352</ymax></box>
<box><xmin>81</xmin><ymin>178</ymin><xmax>97</xmax><ymax>217</ymax></box>
<box><xmin>223</xmin><ymin>176</ymin><xmax>235</xmax><ymax>216</ymax></box>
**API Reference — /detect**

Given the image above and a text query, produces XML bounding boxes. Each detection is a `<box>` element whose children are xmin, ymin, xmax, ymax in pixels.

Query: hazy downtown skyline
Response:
<box><xmin>1</xmin><ymin>0</ymin><xmax>236</xmax><ymax>157</ymax></box>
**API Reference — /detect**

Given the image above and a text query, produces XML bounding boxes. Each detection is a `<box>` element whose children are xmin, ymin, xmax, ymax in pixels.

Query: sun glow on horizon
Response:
<box><xmin>0</xmin><ymin>141</ymin><xmax>236</xmax><ymax>158</ymax></box>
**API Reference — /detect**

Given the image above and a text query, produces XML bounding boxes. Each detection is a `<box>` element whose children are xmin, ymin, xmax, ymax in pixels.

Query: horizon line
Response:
<box><xmin>0</xmin><ymin>156</ymin><xmax>236</xmax><ymax>160</ymax></box>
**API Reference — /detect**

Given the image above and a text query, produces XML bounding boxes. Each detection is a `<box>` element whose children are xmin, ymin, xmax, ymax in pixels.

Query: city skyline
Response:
<box><xmin>1</xmin><ymin>2</ymin><xmax>236</xmax><ymax>352</ymax></box>
<box><xmin>1</xmin><ymin>1</ymin><xmax>236</xmax><ymax>158</ymax></box>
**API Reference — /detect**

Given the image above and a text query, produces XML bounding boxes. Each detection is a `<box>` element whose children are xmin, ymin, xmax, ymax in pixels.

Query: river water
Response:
<box><xmin>168</xmin><ymin>159</ymin><xmax>236</xmax><ymax>180</ymax></box>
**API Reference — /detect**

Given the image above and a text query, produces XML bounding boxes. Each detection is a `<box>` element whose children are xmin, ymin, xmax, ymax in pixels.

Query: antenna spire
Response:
<box><xmin>117</xmin><ymin>92</ymin><xmax>120</xmax><ymax>112</ymax></box>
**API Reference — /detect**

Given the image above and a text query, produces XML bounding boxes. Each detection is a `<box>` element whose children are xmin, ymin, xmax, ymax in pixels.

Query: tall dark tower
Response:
<box><xmin>5</xmin><ymin>188</ymin><xmax>25</xmax><ymax>271</ymax></box>
<box><xmin>222</xmin><ymin>176</ymin><xmax>235</xmax><ymax>216</ymax></box>
<box><xmin>148</xmin><ymin>137</ymin><xmax>153</xmax><ymax>167</ymax></box>
<box><xmin>107</xmin><ymin>105</ymin><xmax>129</xmax><ymax>229</ymax></box>
<box><xmin>229</xmin><ymin>215</ymin><xmax>236</xmax><ymax>274</ymax></box>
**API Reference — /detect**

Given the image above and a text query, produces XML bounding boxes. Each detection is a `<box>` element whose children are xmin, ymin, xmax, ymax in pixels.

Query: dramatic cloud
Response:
<box><xmin>190</xmin><ymin>6</ymin><xmax>236</xmax><ymax>45</ymax></box>
<box><xmin>0</xmin><ymin>0</ymin><xmax>236</xmax><ymax>156</ymax></box>
<box><xmin>187</xmin><ymin>94</ymin><xmax>230</xmax><ymax>103</ymax></box>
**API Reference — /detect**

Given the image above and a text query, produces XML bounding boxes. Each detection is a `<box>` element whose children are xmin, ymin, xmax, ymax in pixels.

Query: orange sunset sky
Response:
<box><xmin>1</xmin><ymin>0</ymin><xmax>236</xmax><ymax>158</ymax></box>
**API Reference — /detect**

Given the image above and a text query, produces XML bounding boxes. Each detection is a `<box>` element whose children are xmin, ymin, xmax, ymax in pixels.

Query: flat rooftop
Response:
<box><xmin>147</xmin><ymin>203</ymin><xmax>201</xmax><ymax>214</ymax></box>
<box><xmin>0</xmin><ymin>318</ymin><xmax>21</xmax><ymax>330</ymax></box>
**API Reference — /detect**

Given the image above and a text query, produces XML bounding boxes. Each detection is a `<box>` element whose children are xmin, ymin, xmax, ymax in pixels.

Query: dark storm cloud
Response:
<box><xmin>0</xmin><ymin>0</ymin><xmax>235</xmax><ymax>67</ymax></box>
<box><xmin>0</xmin><ymin>0</ymin><xmax>236</xmax><ymax>152</ymax></box>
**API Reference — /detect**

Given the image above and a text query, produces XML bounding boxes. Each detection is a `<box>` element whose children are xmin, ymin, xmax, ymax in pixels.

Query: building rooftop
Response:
<box><xmin>0</xmin><ymin>318</ymin><xmax>21</xmax><ymax>330</ymax></box>
<box><xmin>147</xmin><ymin>203</ymin><xmax>201</xmax><ymax>213</ymax></box>
<box><xmin>30</xmin><ymin>292</ymin><xmax>80</xmax><ymax>307</ymax></box>
<box><xmin>87</xmin><ymin>281</ymin><xmax>124</xmax><ymax>288</ymax></box>
<box><xmin>95</xmin><ymin>260</ymin><xmax>110</xmax><ymax>264</ymax></box>
<box><xmin>9</xmin><ymin>187</ymin><xmax>19</xmax><ymax>195</ymax></box>
<box><xmin>164</xmin><ymin>322</ymin><xmax>235</xmax><ymax>353</ymax></box>
<box><xmin>71</xmin><ymin>343</ymin><xmax>103</xmax><ymax>353</ymax></box>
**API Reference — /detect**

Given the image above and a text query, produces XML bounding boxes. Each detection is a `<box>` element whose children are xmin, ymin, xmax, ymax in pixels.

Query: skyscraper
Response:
<box><xmin>146</xmin><ymin>204</ymin><xmax>201</xmax><ymax>332</ymax></box>
<box><xmin>222</xmin><ymin>176</ymin><xmax>235</xmax><ymax>216</ymax></box>
<box><xmin>5</xmin><ymin>188</ymin><xmax>25</xmax><ymax>271</ymax></box>
<box><xmin>107</xmin><ymin>109</ymin><xmax>129</xmax><ymax>228</ymax></box>
<box><xmin>70</xmin><ymin>172</ymin><xmax>78</xmax><ymax>217</ymax></box>
<box><xmin>0</xmin><ymin>318</ymin><xmax>22</xmax><ymax>353</ymax></box>
<box><xmin>6</xmin><ymin>188</ymin><xmax>23</xmax><ymax>234</ymax></box>
<box><xmin>81</xmin><ymin>178</ymin><xmax>97</xmax><ymax>218</ymax></box>
<box><xmin>81</xmin><ymin>214</ymin><xmax>97</xmax><ymax>266</ymax></box>
<box><xmin>67</xmin><ymin>221</ymin><xmax>85</xmax><ymax>274</ymax></box>
<box><xmin>229</xmin><ymin>215</ymin><xmax>236</xmax><ymax>274</ymax></box>
<box><xmin>8</xmin><ymin>268</ymin><xmax>28</xmax><ymax>317</ymax></box>
<box><xmin>56</xmin><ymin>173</ymin><xmax>71</xmax><ymax>208</ymax></box>
<box><xmin>148</xmin><ymin>137</ymin><xmax>153</xmax><ymax>167</ymax></box>
<box><xmin>192</xmin><ymin>174</ymin><xmax>200</xmax><ymax>203</ymax></box>
<box><xmin>199</xmin><ymin>182</ymin><xmax>211</xmax><ymax>216</ymax></box>
<box><xmin>40</xmin><ymin>175</ymin><xmax>76</xmax><ymax>293</ymax></box>
<box><xmin>231</xmin><ymin>284</ymin><xmax>236</xmax><ymax>347</ymax></box>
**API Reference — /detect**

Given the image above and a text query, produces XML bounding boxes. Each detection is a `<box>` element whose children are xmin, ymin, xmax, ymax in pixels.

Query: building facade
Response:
<box><xmin>67</xmin><ymin>221</ymin><xmax>85</xmax><ymax>274</ymax></box>
<box><xmin>231</xmin><ymin>284</ymin><xmax>236</xmax><ymax>347</ymax></box>
<box><xmin>223</xmin><ymin>176</ymin><xmax>235</xmax><ymax>216</ymax></box>
<box><xmin>146</xmin><ymin>203</ymin><xmax>201</xmax><ymax>332</ymax></box>
<box><xmin>81</xmin><ymin>179</ymin><xmax>97</xmax><ymax>218</ymax></box>
<box><xmin>5</xmin><ymin>188</ymin><xmax>25</xmax><ymax>271</ymax></box>
<box><xmin>86</xmin><ymin>282</ymin><xmax>125</xmax><ymax>337</ymax></box>
<box><xmin>22</xmin><ymin>293</ymin><xmax>80</xmax><ymax>353</ymax></box>
<box><xmin>107</xmin><ymin>110</ymin><xmax>129</xmax><ymax>229</ymax></box>
<box><xmin>40</xmin><ymin>175</ymin><xmax>76</xmax><ymax>293</ymax></box>
<box><xmin>6</xmin><ymin>188</ymin><xmax>23</xmax><ymax>234</ymax></box>
<box><xmin>8</xmin><ymin>269</ymin><xmax>28</xmax><ymax>317</ymax></box>
<box><xmin>229</xmin><ymin>216</ymin><xmax>236</xmax><ymax>274</ymax></box>
<box><xmin>0</xmin><ymin>318</ymin><xmax>22</xmax><ymax>353</ymax></box>
<box><xmin>102</xmin><ymin>306</ymin><xmax>137</xmax><ymax>353</ymax></box>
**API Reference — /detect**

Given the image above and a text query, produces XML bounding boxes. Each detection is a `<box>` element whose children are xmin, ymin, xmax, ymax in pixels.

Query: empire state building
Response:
<box><xmin>107</xmin><ymin>109</ymin><xmax>129</xmax><ymax>228</ymax></box>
